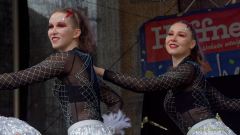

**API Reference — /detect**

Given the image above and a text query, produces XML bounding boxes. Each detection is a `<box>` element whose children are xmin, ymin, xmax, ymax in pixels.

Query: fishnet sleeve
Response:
<box><xmin>206</xmin><ymin>82</ymin><xmax>240</xmax><ymax>112</ymax></box>
<box><xmin>103</xmin><ymin>63</ymin><xmax>195</xmax><ymax>92</ymax></box>
<box><xmin>0</xmin><ymin>52</ymin><xmax>70</xmax><ymax>90</ymax></box>
<box><xmin>99</xmin><ymin>80</ymin><xmax>123</xmax><ymax>113</ymax></box>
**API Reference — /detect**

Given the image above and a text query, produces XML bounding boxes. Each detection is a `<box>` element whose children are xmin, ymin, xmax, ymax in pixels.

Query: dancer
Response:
<box><xmin>94</xmin><ymin>21</ymin><xmax>240</xmax><ymax>135</ymax></box>
<box><xmin>0</xmin><ymin>8</ymin><xmax>130</xmax><ymax>135</ymax></box>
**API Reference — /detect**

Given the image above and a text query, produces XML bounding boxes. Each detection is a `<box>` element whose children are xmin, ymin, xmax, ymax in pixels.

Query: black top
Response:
<box><xmin>103</xmin><ymin>56</ymin><xmax>240</xmax><ymax>134</ymax></box>
<box><xmin>0</xmin><ymin>48</ymin><xmax>122</xmax><ymax>128</ymax></box>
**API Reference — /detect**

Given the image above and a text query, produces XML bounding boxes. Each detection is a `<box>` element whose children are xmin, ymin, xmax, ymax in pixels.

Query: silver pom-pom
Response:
<box><xmin>0</xmin><ymin>116</ymin><xmax>41</xmax><ymax>135</ymax></box>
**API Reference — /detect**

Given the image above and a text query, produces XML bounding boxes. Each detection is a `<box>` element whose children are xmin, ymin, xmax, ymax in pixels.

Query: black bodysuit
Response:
<box><xmin>103</xmin><ymin>56</ymin><xmax>240</xmax><ymax>134</ymax></box>
<box><xmin>0</xmin><ymin>48</ymin><xmax>122</xmax><ymax>128</ymax></box>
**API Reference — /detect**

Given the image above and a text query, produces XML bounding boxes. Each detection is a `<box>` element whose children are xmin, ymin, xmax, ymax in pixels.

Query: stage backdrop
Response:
<box><xmin>140</xmin><ymin>4</ymin><xmax>240</xmax><ymax>78</ymax></box>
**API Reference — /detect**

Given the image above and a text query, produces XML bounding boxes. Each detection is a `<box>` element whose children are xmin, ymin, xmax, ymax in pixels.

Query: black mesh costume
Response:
<box><xmin>103</xmin><ymin>56</ymin><xmax>240</xmax><ymax>134</ymax></box>
<box><xmin>0</xmin><ymin>48</ymin><xmax>122</xmax><ymax>128</ymax></box>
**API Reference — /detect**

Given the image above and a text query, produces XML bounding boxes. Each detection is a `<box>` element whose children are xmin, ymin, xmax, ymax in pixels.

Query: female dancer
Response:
<box><xmin>0</xmin><ymin>8</ymin><xmax>126</xmax><ymax>135</ymax></box>
<box><xmin>94</xmin><ymin>21</ymin><xmax>240</xmax><ymax>135</ymax></box>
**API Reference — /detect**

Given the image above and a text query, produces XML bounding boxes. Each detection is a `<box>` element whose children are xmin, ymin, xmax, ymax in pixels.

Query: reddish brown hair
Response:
<box><xmin>51</xmin><ymin>8</ymin><xmax>96</xmax><ymax>54</ymax></box>
<box><xmin>174</xmin><ymin>21</ymin><xmax>205</xmax><ymax>65</ymax></box>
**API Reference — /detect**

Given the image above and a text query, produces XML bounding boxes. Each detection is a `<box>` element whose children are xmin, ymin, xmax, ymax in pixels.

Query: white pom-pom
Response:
<box><xmin>102</xmin><ymin>110</ymin><xmax>131</xmax><ymax>135</ymax></box>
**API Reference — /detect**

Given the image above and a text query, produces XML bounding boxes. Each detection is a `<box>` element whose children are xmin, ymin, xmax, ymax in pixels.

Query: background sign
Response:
<box><xmin>140</xmin><ymin>4</ymin><xmax>240</xmax><ymax>77</ymax></box>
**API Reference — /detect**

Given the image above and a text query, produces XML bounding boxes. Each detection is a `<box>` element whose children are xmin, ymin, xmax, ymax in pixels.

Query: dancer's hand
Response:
<box><xmin>93</xmin><ymin>66</ymin><xmax>105</xmax><ymax>77</ymax></box>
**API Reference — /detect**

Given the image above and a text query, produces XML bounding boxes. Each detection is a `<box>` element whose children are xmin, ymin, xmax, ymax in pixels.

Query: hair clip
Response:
<box><xmin>62</xmin><ymin>9</ymin><xmax>74</xmax><ymax>21</ymax></box>
<box><xmin>65</xmin><ymin>9</ymin><xmax>73</xmax><ymax>18</ymax></box>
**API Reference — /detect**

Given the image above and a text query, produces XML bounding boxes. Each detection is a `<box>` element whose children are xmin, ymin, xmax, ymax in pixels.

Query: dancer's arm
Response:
<box><xmin>99</xmin><ymin>80</ymin><xmax>123</xmax><ymax>113</ymax></box>
<box><xmin>94</xmin><ymin>63</ymin><xmax>195</xmax><ymax>92</ymax></box>
<box><xmin>0</xmin><ymin>52</ymin><xmax>72</xmax><ymax>90</ymax></box>
<box><xmin>206</xmin><ymin>82</ymin><xmax>240</xmax><ymax>112</ymax></box>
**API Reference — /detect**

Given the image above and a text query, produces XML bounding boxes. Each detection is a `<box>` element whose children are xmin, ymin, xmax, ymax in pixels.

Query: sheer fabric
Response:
<box><xmin>103</xmin><ymin>56</ymin><xmax>240</xmax><ymax>134</ymax></box>
<box><xmin>0</xmin><ymin>48</ymin><xmax>122</xmax><ymax>128</ymax></box>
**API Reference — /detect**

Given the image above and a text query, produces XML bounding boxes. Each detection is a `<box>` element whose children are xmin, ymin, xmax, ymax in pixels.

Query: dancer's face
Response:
<box><xmin>165</xmin><ymin>22</ymin><xmax>196</xmax><ymax>59</ymax></box>
<box><xmin>48</xmin><ymin>12</ymin><xmax>80</xmax><ymax>52</ymax></box>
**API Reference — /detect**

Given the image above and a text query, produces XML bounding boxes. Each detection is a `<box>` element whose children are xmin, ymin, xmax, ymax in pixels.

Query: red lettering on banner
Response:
<box><xmin>144</xmin><ymin>8</ymin><xmax>240</xmax><ymax>63</ymax></box>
